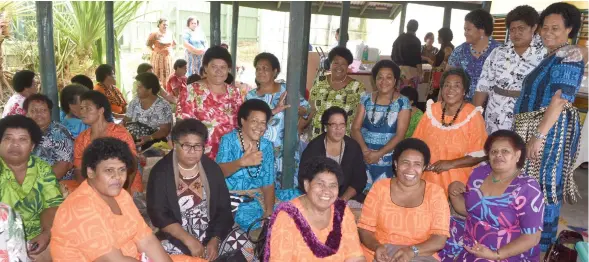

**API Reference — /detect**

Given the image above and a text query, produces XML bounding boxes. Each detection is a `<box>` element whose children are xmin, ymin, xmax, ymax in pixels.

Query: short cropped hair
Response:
<box><xmin>484</xmin><ymin>130</ymin><xmax>527</xmax><ymax>169</ymax></box>
<box><xmin>0</xmin><ymin>115</ymin><xmax>42</xmax><ymax>146</ymax></box>
<box><xmin>440</xmin><ymin>68</ymin><xmax>471</xmax><ymax>98</ymax></box>
<box><xmin>506</xmin><ymin>5</ymin><xmax>540</xmax><ymax>29</ymax></box>
<box><xmin>320</xmin><ymin>106</ymin><xmax>348</xmax><ymax>133</ymax></box>
<box><xmin>12</xmin><ymin>70</ymin><xmax>35</xmax><ymax>93</ymax></box>
<box><xmin>465</xmin><ymin>9</ymin><xmax>494</xmax><ymax>36</ymax></box>
<box><xmin>298</xmin><ymin>156</ymin><xmax>344</xmax><ymax>194</ymax></box>
<box><xmin>328</xmin><ymin>46</ymin><xmax>353</xmax><ymax>65</ymax></box>
<box><xmin>95</xmin><ymin>64</ymin><xmax>114</xmax><ymax>83</ymax></box>
<box><xmin>539</xmin><ymin>2</ymin><xmax>582</xmax><ymax>38</ymax></box>
<box><xmin>237</xmin><ymin>99</ymin><xmax>272</xmax><ymax>128</ymax></box>
<box><xmin>71</xmin><ymin>75</ymin><xmax>94</xmax><ymax>90</ymax></box>
<box><xmin>392</xmin><ymin>138</ymin><xmax>431</xmax><ymax>171</ymax></box>
<box><xmin>23</xmin><ymin>93</ymin><xmax>53</xmax><ymax>113</ymax></box>
<box><xmin>60</xmin><ymin>84</ymin><xmax>89</xmax><ymax>114</ymax></box>
<box><xmin>81</xmin><ymin>137</ymin><xmax>136</xmax><ymax>178</ymax></box>
<box><xmin>203</xmin><ymin>45</ymin><xmax>233</xmax><ymax>68</ymax></box>
<box><xmin>135</xmin><ymin>72</ymin><xmax>161</xmax><ymax>95</ymax></box>
<box><xmin>171</xmin><ymin>118</ymin><xmax>209</xmax><ymax>143</ymax></box>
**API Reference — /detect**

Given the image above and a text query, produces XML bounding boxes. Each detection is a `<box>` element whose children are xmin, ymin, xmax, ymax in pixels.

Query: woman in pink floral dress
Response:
<box><xmin>176</xmin><ymin>46</ymin><xmax>242</xmax><ymax>160</ymax></box>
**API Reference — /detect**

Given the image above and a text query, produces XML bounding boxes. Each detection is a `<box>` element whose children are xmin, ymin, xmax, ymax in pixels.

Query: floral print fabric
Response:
<box><xmin>1</xmin><ymin>93</ymin><xmax>25</xmax><ymax>118</ymax></box>
<box><xmin>439</xmin><ymin>165</ymin><xmax>545</xmax><ymax>261</ymax></box>
<box><xmin>126</xmin><ymin>97</ymin><xmax>173</xmax><ymax>130</ymax></box>
<box><xmin>476</xmin><ymin>34</ymin><xmax>546</xmax><ymax>134</ymax></box>
<box><xmin>0</xmin><ymin>203</ymin><xmax>27</xmax><ymax>262</ymax></box>
<box><xmin>0</xmin><ymin>156</ymin><xmax>64</xmax><ymax>241</ymax></box>
<box><xmin>177</xmin><ymin>82</ymin><xmax>243</xmax><ymax>160</ymax></box>
<box><xmin>32</xmin><ymin>121</ymin><xmax>75</xmax><ymax>181</ymax></box>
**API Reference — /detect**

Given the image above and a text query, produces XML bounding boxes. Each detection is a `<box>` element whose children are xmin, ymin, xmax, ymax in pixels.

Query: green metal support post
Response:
<box><xmin>282</xmin><ymin>1</ymin><xmax>311</xmax><ymax>188</ymax></box>
<box><xmin>231</xmin><ymin>2</ymin><xmax>239</xmax><ymax>80</ymax></box>
<box><xmin>443</xmin><ymin>7</ymin><xmax>451</xmax><ymax>28</ymax></box>
<box><xmin>399</xmin><ymin>3</ymin><xmax>407</xmax><ymax>34</ymax></box>
<box><xmin>482</xmin><ymin>1</ymin><xmax>492</xmax><ymax>12</ymax></box>
<box><xmin>36</xmin><ymin>1</ymin><xmax>59</xmax><ymax>121</ymax></box>
<box><xmin>105</xmin><ymin>1</ymin><xmax>115</xmax><ymax>67</ymax></box>
<box><xmin>210</xmin><ymin>2</ymin><xmax>222</xmax><ymax>46</ymax></box>
<box><xmin>339</xmin><ymin>1</ymin><xmax>350</xmax><ymax>47</ymax></box>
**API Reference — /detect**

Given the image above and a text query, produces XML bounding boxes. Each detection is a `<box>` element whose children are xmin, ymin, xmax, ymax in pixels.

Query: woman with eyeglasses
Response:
<box><xmin>300</xmin><ymin>106</ymin><xmax>367</xmax><ymax>202</ymax></box>
<box><xmin>147</xmin><ymin>119</ymin><xmax>236</xmax><ymax>261</ymax></box>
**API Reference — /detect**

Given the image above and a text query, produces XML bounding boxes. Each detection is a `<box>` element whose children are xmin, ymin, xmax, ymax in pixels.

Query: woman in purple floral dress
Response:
<box><xmin>439</xmin><ymin>130</ymin><xmax>545</xmax><ymax>261</ymax></box>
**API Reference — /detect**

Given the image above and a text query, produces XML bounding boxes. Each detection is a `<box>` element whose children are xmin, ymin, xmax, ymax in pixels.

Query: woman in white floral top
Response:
<box><xmin>124</xmin><ymin>72</ymin><xmax>173</xmax><ymax>150</ymax></box>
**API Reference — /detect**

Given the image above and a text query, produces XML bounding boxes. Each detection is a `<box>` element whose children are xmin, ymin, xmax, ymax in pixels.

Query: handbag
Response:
<box><xmin>246</xmin><ymin>217</ymin><xmax>269</xmax><ymax>261</ymax></box>
<box><xmin>544</xmin><ymin>230</ymin><xmax>584</xmax><ymax>262</ymax></box>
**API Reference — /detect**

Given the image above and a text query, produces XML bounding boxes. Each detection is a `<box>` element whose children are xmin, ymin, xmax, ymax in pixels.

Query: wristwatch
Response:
<box><xmin>410</xmin><ymin>245</ymin><xmax>419</xmax><ymax>257</ymax></box>
<box><xmin>534</xmin><ymin>130</ymin><xmax>547</xmax><ymax>140</ymax></box>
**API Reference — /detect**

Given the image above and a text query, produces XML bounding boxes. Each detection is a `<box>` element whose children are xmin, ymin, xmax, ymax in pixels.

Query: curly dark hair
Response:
<box><xmin>407</xmin><ymin>19</ymin><xmax>419</xmax><ymax>33</ymax></box>
<box><xmin>540</xmin><ymin>2</ymin><xmax>582</xmax><ymax>38</ymax></box>
<box><xmin>60</xmin><ymin>84</ymin><xmax>89</xmax><ymax>114</ymax></box>
<box><xmin>12</xmin><ymin>70</ymin><xmax>35</xmax><ymax>93</ymax></box>
<box><xmin>320</xmin><ymin>106</ymin><xmax>348</xmax><ymax>133</ymax></box>
<box><xmin>392</xmin><ymin>138</ymin><xmax>431</xmax><ymax>171</ymax></box>
<box><xmin>95</xmin><ymin>64</ymin><xmax>114</xmax><ymax>83</ymax></box>
<box><xmin>135</xmin><ymin>72</ymin><xmax>161</xmax><ymax>95</ymax></box>
<box><xmin>23</xmin><ymin>94</ymin><xmax>53</xmax><ymax>113</ymax></box>
<box><xmin>298</xmin><ymin>156</ymin><xmax>344</xmax><ymax>194</ymax></box>
<box><xmin>506</xmin><ymin>5</ymin><xmax>540</xmax><ymax>29</ymax></box>
<box><xmin>440</xmin><ymin>68</ymin><xmax>472</xmax><ymax>98</ymax></box>
<box><xmin>174</xmin><ymin>59</ymin><xmax>187</xmax><ymax>70</ymax></box>
<box><xmin>328</xmin><ymin>46</ymin><xmax>353</xmax><ymax>65</ymax></box>
<box><xmin>438</xmin><ymin>28</ymin><xmax>454</xmax><ymax>44</ymax></box>
<box><xmin>71</xmin><ymin>75</ymin><xmax>94</xmax><ymax>90</ymax></box>
<box><xmin>0</xmin><ymin>115</ymin><xmax>42</xmax><ymax>146</ymax></box>
<box><xmin>187</xmin><ymin>74</ymin><xmax>202</xmax><ymax>85</ymax></box>
<box><xmin>465</xmin><ymin>9</ymin><xmax>494</xmax><ymax>36</ymax></box>
<box><xmin>186</xmin><ymin>16</ymin><xmax>198</xmax><ymax>27</ymax></box>
<box><xmin>484</xmin><ymin>130</ymin><xmax>527</xmax><ymax>169</ymax></box>
<box><xmin>254</xmin><ymin>52</ymin><xmax>281</xmax><ymax>79</ymax></box>
<box><xmin>171</xmin><ymin>118</ymin><xmax>209</xmax><ymax>143</ymax></box>
<box><xmin>137</xmin><ymin>63</ymin><xmax>153</xmax><ymax>75</ymax></box>
<box><xmin>80</xmin><ymin>90</ymin><xmax>113</xmax><ymax>122</ymax></box>
<box><xmin>237</xmin><ymin>99</ymin><xmax>272</xmax><ymax>128</ymax></box>
<box><xmin>81</xmin><ymin>137</ymin><xmax>136</xmax><ymax>179</ymax></box>
<box><xmin>203</xmin><ymin>45</ymin><xmax>233</xmax><ymax>68</ymax></box>
<box><xmin>400</xmin><ymin>86</ymin><xmax>418</xmax><ymax>105</ymax></box>
<box><xmin>371</xmin><ymin>59</ymin><xmax>401</xmax><ymax>86</ymax></box>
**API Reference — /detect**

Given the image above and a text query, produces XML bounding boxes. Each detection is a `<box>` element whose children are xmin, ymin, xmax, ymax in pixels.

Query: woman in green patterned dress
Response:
<box><xmin>300</xmin><ymin>47</ymin><xmax>365</xmax><ymax>144</ymax></box>
<box><xmin>0</xmin><ymin>115</ymin><xmax>64</xmax><ymax>262</ymax></box>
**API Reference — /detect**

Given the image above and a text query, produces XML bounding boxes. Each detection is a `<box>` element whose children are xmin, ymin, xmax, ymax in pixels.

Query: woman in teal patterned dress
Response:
<box><xmin>245</xmin><ymin>52</ymin><xmax>310</xmax><ymax>188</ymax></box>
<box><xmin>352</xmin><ymin>60</ymin><xmax>411</xmax><ymax>192</ymax></box>
<box><xmin>513</xmin><ymin>2</ymin><xmax>585</xmax><ymax>251</ymax></box>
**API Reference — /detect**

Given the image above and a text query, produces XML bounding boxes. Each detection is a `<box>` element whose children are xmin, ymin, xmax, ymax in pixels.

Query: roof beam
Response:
<box><xmin>359</xmin><ymin>1</ymin><xmax>370</xmax><ymax>16</ymax></box>
<box><xmin>379</xmin><ymin>1</ymin><xmax>481</xmax><ymax>10</ymax></box>
<box><xmin>318</xmin><ymin>1</ymin><xmax>325</xmax><ymax>12</ymax></box>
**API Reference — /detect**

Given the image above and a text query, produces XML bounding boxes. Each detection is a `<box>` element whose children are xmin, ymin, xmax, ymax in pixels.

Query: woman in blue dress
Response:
<box><xmin>217</xmin><ymin>99</ymin><xmax>299</xmax><ymax>233</ymax></box>
<box><xmin>513</xmin><ymin>2</ymin><xmax>585</xmax><ymax>251</ymax></box>
<box><xmin>245</xmin><ymin>52</ymin><xmax>310</xmax><ymax>189</ymax></box>
<box><xmin>183</xmin><ymin>17</ymin><xmax>207</xmax><ymax>77</ymax></box>
<box><xmin>352</xmin><ymin>60</ymin><xmax>411</xmax><ymax>193</ymax></box>
<box><xmin>59</xmin><ymin>83</ymin><xmax>90</xmax><ymax>139</ymax></box>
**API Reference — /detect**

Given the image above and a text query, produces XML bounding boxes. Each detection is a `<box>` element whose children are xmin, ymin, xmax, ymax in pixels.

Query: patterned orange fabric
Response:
<box><xmin>74</xmin><ymin>123</ymin><xmax>143</xmax><ymax>193</ymax></box>
<box><xmin>412</xmin><ymin>100</ymin><xmax>487</xmax><ymax>194</ymax></box>
<box><xmin>50</xmin><ymin>181</ymin><xmax>201</xmax><ymax>262</ymax></box>
<box><xmin>269</xmin><ymin>197</ymin><xmax>365</xmax><ymax>261</ymax></box>
<box><xmin>94</xmin><ymin>83</ymin><xmax>127</xmax><ymax>114</ymax></box>
<box><xmin>358</xmin><ymin>179</ymin><xmax>450</xmax><ymax>261</ymax></box>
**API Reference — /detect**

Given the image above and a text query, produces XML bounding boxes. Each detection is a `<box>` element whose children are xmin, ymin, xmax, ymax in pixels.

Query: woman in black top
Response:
<box><xmin>146</xmin><ymin>119</ymin><xmax>233</xmax><ymax>260</ymax></box>
<box><xmin>300</xmin><ymin>106</ymin><xmax>368</xmax><ymax>202</ymax></box>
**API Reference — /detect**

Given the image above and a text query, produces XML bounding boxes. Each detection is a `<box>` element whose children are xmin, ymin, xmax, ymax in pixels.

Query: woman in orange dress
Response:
<box><xmin>412</xmin><ymin>68</ymin><xmax>487</xmax><ymax>195</ymax></box>
<box><xmin>148</xmin><ymin>18</ymin><xmax>176</xmax><ymax>84</ymax></box>
<box><xmin>358</xmin><ymin>138</ymin><xmax>449</xmax><ymax>262</ymax></box>
<box><xmin>265</xmin><ymin>157</ymin><xmax>365</xmax><ymax>262</ymax></box>
<box><xmin>94</xmin><ymin>64</ymin><xmax>127</xmax><ymax>118</ymax></box>
<box><xmin>73</xmin><ymin>91</ymin><xmax>143</xmax><ymax>194</ymax></box>
<box><xmin>51</xmin><ymin>137</ymin><xmax>202</xmax><ymax>262</ymax></box>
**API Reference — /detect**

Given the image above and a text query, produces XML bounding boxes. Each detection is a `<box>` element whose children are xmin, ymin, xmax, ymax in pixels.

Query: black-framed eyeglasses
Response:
<box><xmin>178</xmin><ymin>143</ymin><xmax>204</xmax><ymax>152</ymax></box>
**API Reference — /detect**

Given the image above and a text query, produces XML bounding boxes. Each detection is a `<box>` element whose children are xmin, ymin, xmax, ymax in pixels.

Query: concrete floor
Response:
<box><xmin>560</xmin><ymin>167</ymin><xmax>589</xmax><ymax>238</ymax></box>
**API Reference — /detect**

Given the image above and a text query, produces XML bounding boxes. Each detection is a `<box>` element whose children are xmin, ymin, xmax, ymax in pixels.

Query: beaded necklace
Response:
<box><xmin>470</xmin><ymin>37</ymin><xmax>491</xmax><ymax>56</ymax></box>
<box><xmin>369</xmin><ymin>93</ymin><xmax>393</xmax><ymax>128</ymax></box>
<box><xmin>441</xmin><ymin>102</ymin><xmax>464</xmax><ymax>127</ymax></box>
<box><xmin>238</xmin><ymin>129</ymin><xmax>261</xmax><ymax>178</ymax></box>
<box><xmin>545</xmin><ymin>43</ymin><xmax>569</xmax><ymax>58</ymax></box>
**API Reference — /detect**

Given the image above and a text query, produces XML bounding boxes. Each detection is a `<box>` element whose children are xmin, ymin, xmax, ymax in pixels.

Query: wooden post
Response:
<box><xmin>36</xmin><ymin>1</ymin><xmax>59</xmax><ymax>121</ymax></box>
<box><xmin>443</xmin><ymin>7</ymin><xmax>451</xmax><ymax>28</ymax></box>
<box><xmin>231</xmin><ymin>2</ymin><xmax>239</xmax><ymax>80</ymax></box>
<box><xmin>399</xmin><ymin>3</ymin><xmax>407</xmax><ymax>34</ymax></box>
<box><xmin>210</xmin><ymin>2</ymin><xmax>221</xmax><ymax>46</ymax></box>
<box><xmin>105</xmin><ymin>1</ymin><xmax>115</xmax><ymax>66</ymax></box>
<box><xmin>338</xmin><ymin>1</ymin><xmax>350</xmax><ymax>47</ymax></box>
<box><xmin>283</xmin><ymin>1</ymin><xmax>311</xmax><ymax>188</ymax></box>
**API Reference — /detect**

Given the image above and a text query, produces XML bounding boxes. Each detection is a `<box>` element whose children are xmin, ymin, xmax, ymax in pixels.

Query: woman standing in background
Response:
<box><xmin>148</xmin><ymin>18</ymin><xmax>176</xmax><ymax>83</ymax></box>
<box><xmin>183</xmin><ymin>17</ymin><xmax>207</xmax><ymax>77</ymax></box>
